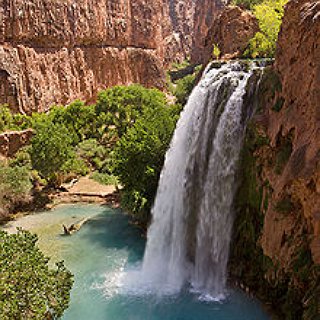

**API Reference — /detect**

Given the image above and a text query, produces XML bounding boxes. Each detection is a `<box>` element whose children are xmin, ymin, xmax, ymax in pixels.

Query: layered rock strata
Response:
<box><xmin>0</xmin><ymin>0</ymin><xmax>166</xmax><ymax>113</ymax></box>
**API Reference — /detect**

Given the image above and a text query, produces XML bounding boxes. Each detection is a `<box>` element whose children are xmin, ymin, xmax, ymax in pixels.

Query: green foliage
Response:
<box><xmin>0</xmin><ymin>163</ymin><xmax>32</xmax><ymax>214</ymax></box>
<box><xmin>76</xmin><ymin>139</ymin><xmax>110</xmax><ymax>172</ymax></box>
<box><xmin>29</xmin><ymin>121</ymin><xmax>75</xmax><ymax>183</ymax></box>
<box><xmin>0</xmin><ymin>229</ymin><xmax>73</xmax><ymax>319</ymax></box>
<box><xmin>9</xmin><ymin>146</ymin><xmax>32</xmax><ymax>170</ymax></box>
<box><xmin>48</xmin><ymin>101</ymin><xmax>99</xmax><ymax>145</ymax></box>
<box><xmin>170</xmin><ymin>59</ymin><xmax>191</xmax><ymax>71</ymax></box>
<box><xmin>212</xmin><ymin>44</ymin><xmax>221</xmax><ymax>59</ymax></box>
<box><xmin>90</xmin><ymin>172</ymin><xmax>118</xmax><ymax>186</ymax></box>
<box><xmin>112</xmin><ymin>104</ymin><xmax>179</xmax><ymax>222</ymax></box>
<box><xmin>0</xmin><ymin>106</ymin><xmax>14</xmax><ymax>132</ymax></box>
<box><xmin>61</xmin><ymin>156</ymin><xmax>89</xmax><ymax>176</ymax></box>
<box><xmin>0</xmin><ymin>106</ymin><xmax>32</xmax><ymax>132</ymax></box>
<box><xmin>245</xmin><ymin>0</ymin><xmax>288</xmax><ymax>58</ymax></box>
<box><xmin>272</xmin><ymin>97</ymin><xmax>285</xmax><ymax>112</ymax></box>
<box><xmin>174</xmin><ymin>74</ymin><xmax>196</xmax><ymax>106</ymax></box>
<box><xmin>95</xmin><ymin>85</ymin><xmax>167</xmax><ymax>138</ymax></box>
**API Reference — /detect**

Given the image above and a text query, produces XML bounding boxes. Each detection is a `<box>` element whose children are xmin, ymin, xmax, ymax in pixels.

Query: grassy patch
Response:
<box><xmin>90</xmin><ymin>172</ymin><xmax>118</xmax><ymax>186</ymax></box>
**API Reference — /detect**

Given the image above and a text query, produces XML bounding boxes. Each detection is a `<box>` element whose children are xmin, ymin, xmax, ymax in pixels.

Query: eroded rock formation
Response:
<box><xmin>211</xmin><ymin>6</ymin><xmax>259</xmax><ymax>59</ymax></box>
<box><xmin>0</xmin><ymin>0</ymin><xmax>167</xmax><ymax>114</ymax></box>
<box><xmin>162</xmin><ymin>0</ymin><xmax>195</xmax><ymax>66</ymax></box>
<box><xmin>0</xmin><ymin>128</ymin><xmax>34</xmax><ymax>157</ymax></box>
<box><xmin>191</xmin><ymin>0</ymin><xmax>226</xmax><ymax>63</ymax></box>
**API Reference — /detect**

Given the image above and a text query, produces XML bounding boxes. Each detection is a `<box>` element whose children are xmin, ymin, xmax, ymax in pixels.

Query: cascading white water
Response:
<box><xmin>139</xmin><ymin>61</ymin><xmax>261</xmax><ymax>299</ymax></box>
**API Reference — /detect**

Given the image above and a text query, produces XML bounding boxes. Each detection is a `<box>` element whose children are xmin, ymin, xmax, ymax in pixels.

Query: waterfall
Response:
<box><xmin>138</xmin><ymin>61</ymin><xmax>262</xmax><ymax>299</ymax></box>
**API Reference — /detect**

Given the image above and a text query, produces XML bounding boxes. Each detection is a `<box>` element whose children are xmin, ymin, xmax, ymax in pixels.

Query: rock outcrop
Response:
<box><xmin>0</xmin><ymin>128</ymin><xmax>34</xmax><ymax>157</ymax></box>
<box><xmin>162</xmin><ymin>0</ymin><xmax>195</xmax><ymax>66</ymax></box>
<box><xmin>211</xmin><ymin>6</ymin><xmax>259</xmax><ymax>59</ymax></box>
<box><xmin>0</xmin><ymin>0</ymin><xmax>167</xmax><ymax>114</ymax></box>
<box><xmin>191</xmin><ymin>0</ymin><xmax>226</xmax><ymax>64</ymax></box>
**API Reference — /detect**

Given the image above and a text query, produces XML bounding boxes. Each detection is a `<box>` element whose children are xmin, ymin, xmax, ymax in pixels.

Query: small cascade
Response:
<box><xmin>139</xmin><ymin>61</ymin><xmax>263</xmax><ymax>298</ymax></box>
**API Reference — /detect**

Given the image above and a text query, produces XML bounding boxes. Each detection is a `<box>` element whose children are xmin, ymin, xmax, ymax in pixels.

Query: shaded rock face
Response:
<box><xmin>190</xmin><ymin>0</ymin><xmax>226</xmax><ymax>64</ymax></box>
<box><xmin>211</xmin><ymin>6</ymin><xmax>259</xmax><ymax>59</ymax></box>
<box><xmin>162</xmin><ymin>0</ymin><xmax>195</xmax><ymax>66</ymax></box>
<box><xmin>260</xmin><ymin>0</ymin><xmax>320</xmax><ymax>266</ymax></box>
<box><xmin>0</xmin><ymin>129</ymin><xmax>34</xmax><ymax>157</ymax></box>
<box><xmin>0</xmin><ymin>0</ymin><xmax>166</xmax><ymax>114</ymax></box>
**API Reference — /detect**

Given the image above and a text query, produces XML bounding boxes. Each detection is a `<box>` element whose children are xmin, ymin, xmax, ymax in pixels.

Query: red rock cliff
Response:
<box><xmin>191</xmin><ymin>0</ymin><xmax>226</xmax><ymax>63</ymax></box>
<box><xmin>260</xmin><ymin>0</ymin><xmax>320</xmax><ymax>266</ymax></box>
<box><xmin>0</xmin><ymin>0</ymin><xmax>167</xmax><ymax>114</ymax></box>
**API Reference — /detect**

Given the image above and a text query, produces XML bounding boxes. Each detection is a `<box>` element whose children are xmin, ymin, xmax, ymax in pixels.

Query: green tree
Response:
<box><xmin>174</xmin><ymin>74</ymin><xmax>196</xmax><ymax>106</ymax></box>
<box><xmin>112</xmin><ymin>105</ymin><xmax>179</xmax><ymax>222</ymax></box>
<box><xmin>245</xmin><ymin>0</ymin><xmax>288</xmax><ymax>58</ymax></box>
<box><xmin>0</xmin><ymin>229</ymin><xmax>73</xmax><ymax>319</ymax></box>
<box><xmin>95</xmin><ymin>85</ymin><xmax>167</xmax><ymax>139</ymax></box>
<box><xmin>49</xmin><ymin>101</ymin><xmax>99</xmax><ymax>145</ymax></box>
<box><xmin>0</xmin><ymin>163</ymin><xmax>32</xmax><ymax>216</ymax></box>
<box><xmin>29</xmin><ymin>121</ymin><xmax>75</xmax><ymax>183</ymax></box>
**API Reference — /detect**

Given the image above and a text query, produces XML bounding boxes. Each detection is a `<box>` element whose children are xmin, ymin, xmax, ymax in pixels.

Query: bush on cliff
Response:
<box><xmin>0</xmin><ymin>229</ymin><xmax>73</xmax><ymax>319</ymax></box>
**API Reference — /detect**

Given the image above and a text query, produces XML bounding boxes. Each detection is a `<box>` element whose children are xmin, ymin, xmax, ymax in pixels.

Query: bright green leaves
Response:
<box><xmin>0</xmin><ymin>229</ymin><xmax>73</xmax><ymax>319</ymax></box>
<box><xmin>245</xmin><ymin>0</ymin><xmax>288</xmax><ymax>58</ymax></box>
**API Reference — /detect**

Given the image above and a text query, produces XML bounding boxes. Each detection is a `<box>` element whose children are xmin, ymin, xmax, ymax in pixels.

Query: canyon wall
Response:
<box><xmin>191</xmin><ymin>0</ymin><xmax>226</xmax><ymax>63</ymax></box>
<box><xmin>230</xmin><ymin>0</ymin><xmax>320</xmax><ymax>318</ymax></box>
<box><xmin>0</xmin><ymin>0</ymin><xmax>167</xmax><ymax>114</ymax></box>
<box><xmin>162</xmin><ymin>0</ymin><xmax>195</xmax><ymax>66</ymax></box>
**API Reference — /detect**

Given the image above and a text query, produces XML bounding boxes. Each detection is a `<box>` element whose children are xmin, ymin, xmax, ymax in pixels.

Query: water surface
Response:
<box><xmin>6</xmin><ymin>204</ymin><xmax>270</xmax><ymax>320</ymax></box>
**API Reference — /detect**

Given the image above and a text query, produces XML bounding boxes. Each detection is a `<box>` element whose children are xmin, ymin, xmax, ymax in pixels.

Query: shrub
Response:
<box><xmin>174</xmin><ymin>74</ymin><xmax>196</xmax><ymax>106</ymax></box>
<box><xmin>90</xmin><ymin>172</ymin><xmax>118</xmax><ymax>186</ymax></box>
<box><xmin>0</xmin><ymin>106</ymin><xmax>14</xmax><ymax>132</ymax></box>
<box><xmin>48</xmin><ymin>101</ymin><xmax>99</xmax><ymax>145</ymax></box>
<box><xmin>76</xmin><ymin>139</ymin><xmax>110</xmax><ymax>172</ymax></box>
<box><xmin>0</xmin><ymin>229</ymin><xmax>73</xmax><ymax>319</ymax></box>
